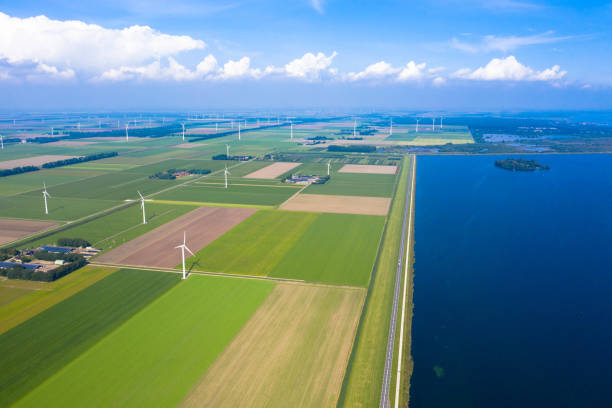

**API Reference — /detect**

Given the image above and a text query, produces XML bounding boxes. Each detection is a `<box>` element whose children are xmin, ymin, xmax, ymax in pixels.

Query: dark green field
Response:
<box><xmin>155</xmin><ymin>183</ymin><xmax>300</xmax><ymax>206</ymax></box>
<box><xmin>303</xmin><ymin>172</ymin><xmax>396</xmax><ymax>197</ymax></box>
<box><xmin>0</xmin><ymin>269</ymin><xmax>179</xmax><ymax>407</ymax></box>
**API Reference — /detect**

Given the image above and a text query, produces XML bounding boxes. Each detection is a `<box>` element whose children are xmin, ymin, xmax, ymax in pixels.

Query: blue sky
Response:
<box><xmin>0</xmin><ymin>0</ymin><xmax>611</xmax><ymax>110</ymax></box>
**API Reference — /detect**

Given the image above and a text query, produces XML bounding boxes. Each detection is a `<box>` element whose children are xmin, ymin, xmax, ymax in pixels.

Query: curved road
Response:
<box><xmin>380</xmin><ymin>155</ymin><xmax>415</xmax><ymax>408</ymax></box>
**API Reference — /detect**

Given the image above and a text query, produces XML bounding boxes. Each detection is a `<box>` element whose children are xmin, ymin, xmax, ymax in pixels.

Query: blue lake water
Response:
<box><xmin>410</xmin><ymin>154</ymin><xmax>612</xmax><ymax>407</ymax></box>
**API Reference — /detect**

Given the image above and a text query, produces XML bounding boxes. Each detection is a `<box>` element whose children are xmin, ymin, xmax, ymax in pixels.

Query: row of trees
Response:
<box><xmin>0</xmin><ymin>152</ymin><xmax>118</xmax><ymax>178</ymax></box>
<box><xmin>0</xmin><ymin>256</ymin><xmax>87</xmax><ymax>282</ymax></box>
<box><xmin>328</xmin><ymin>145</ymin><xmax>377</xmax><ymax>153</ymax></box>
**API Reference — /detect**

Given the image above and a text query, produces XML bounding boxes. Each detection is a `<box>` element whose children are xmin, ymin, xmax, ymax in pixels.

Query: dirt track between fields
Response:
<box><xmin>0</xmin><ymin>219</ymin><xmax>59</xmax><ymax>245</ymax></box>
<box><xmin>280</xmin><ymin>193</ymin><xmax>391</xmax><ymax>215</ymax></box>
<box><xmin>96</xmin><ymin>207</ymin><xmax>256</xmax><ymax>268</ymax></box>
<box><xmin>244</xmin><ymin>162</ymin><xmax>301</xmax><ymax>179</ymax></box>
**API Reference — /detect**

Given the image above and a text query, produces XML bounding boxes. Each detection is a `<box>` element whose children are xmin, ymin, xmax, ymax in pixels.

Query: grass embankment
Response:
<box><xmin>188</xmin><ymin>210</ymin><xmax>384</xmax><ymax>287</ymax></box>
<box><xmin>390</xmin><ymin>156</ymin><xmax>416</xmax><ymax>408</ymax></box>
<box><xmin>17</xmin><ymin>275</ymin><xmax>274</xmax><ymax>408</ymax></box>
<box><xmin>0</xmin><ymin>268</ymin><xmax>179</xmax><ymax>407</ymax></box>
<box><xmin>0</xmin><ymin>266</ymin><xmax>116</xmax><ymax>334</ymax></box>
<box><xmin>339</xmin><ymin>155</ymin><xmax>411</xmax><ymax>407</ymax></box>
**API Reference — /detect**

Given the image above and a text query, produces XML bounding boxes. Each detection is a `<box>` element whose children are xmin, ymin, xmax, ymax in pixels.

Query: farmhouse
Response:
<box><xmin>284</xmin><ymin>174</ymin><xmax>329</xmax><ymax>185</ymax></box>
<box><xmin>39</xmin><ymin>246</ymin><xmax>73</xmax><ymax>254</ymax></box>
<box><xmin>0</xmin><ymin>261</ymin><xmax>42</xmax><ymax>271</ymax></box>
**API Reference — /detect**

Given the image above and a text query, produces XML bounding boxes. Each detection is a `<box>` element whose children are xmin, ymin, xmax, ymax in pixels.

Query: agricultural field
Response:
<box><xmin>18</xmin><ymin>202</ymin><xmax>197</xmax><ymax>253</ymax></box>
<box><xmin>97</xmin><ymin>206</ymin><xmax>256</xmax><ymax>268</ymax></box>
<box><xmin>304</xmin><ymin>172</ymin><xmax>396</xmax><ymax>197</ymax></box>
<box><xmin>16</xmin><ymin>275</ymin><xmax>274</xmax><ymax>408</ymax></box>
<box><xmin>0</xmin><ymin>266</ymin><xmax>117</xmax><ymax>334</ymax></box>
<box><xmin>188</xmin><ymin>210</ymin><xmax>384</xmax><ymax>287</ymax></box>
<box><xmin>0</xmin><ymin>268</ymin><xmax>179</xmax><ymax>407</ymax></box>
<box><xmin>154</xmin><ymin>182</ymin><xmax>300</xmax><ymax>206</ymax></box>
<box><xmin>0</xmin><ymin>194</ymin><xmax>120</xmax><ymax>222</ymax></box>
<box><xmin>181</xmin><ymin>284</ymin><xmax>364</xmax><ymax>408</ymax></box>
<box><xmin>386</xmin><ymin>125</ymin><xmax>474</xmax><ymax>145</ymax></box>
<box><xmin>0</xmin><ymin>218</ymin><xmax>57</xmax><ymax>246</ymax></box>
<box><xmin>280</xmin><ymin>193</ymin><xmax>391</xmax><ymax>216</ymax></box>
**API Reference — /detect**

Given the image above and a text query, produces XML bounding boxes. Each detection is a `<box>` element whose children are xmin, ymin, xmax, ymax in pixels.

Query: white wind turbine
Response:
<box><xmin>389</xmin><ymin>118</ymin><xmax>393</xmax><ymax>136</ymax></box>
<box><xmin>238</xmin><ymin>122</ymin><xmax>241</xmax><ymax>140</ymax></box>
<box><xmin>327</xmin><ymin>161</ymin><xmax>331</xmax><ymax>176</ymax></box>
<box><xmin>440</xmin><ymin>117</ymin><xmax>444</xmax><ymax>129</ymax></box>
<box><xmin>290</xmin><ymin>122</ymin><xmax>293</xmax><ymax>140</ymax></box>
<box><xmin>415</xmin><ymin>119</ymin><xmax>420</xmax><ymax>133</ymax></box>
<box><xmin>50</xmin><ymin>127</ymin><xmax>54</xmax><ymax>136</ymax></box>
<box><xmin>175</xmin><ymin>232</ymin><xmax>194</xmax><ymax>280</ymax></box>
<box><xmin>432</xmin><ymin>117</ymin><xmax>435</xmax><ymax>132</ymax></box>
<box><xmin>226</xmin><ymin>144</ymin><xmax>230</xmax><ymax>158</ymax></box>
<box><xmin>224</xmin><ymin>165</ymin><xmax>231</xmax><ymax>189</ymax></box>
<box><xmin>181</xmin><ymin>123</ymin><xmax>185</xmax><ymax>141</ymax></box>
<box><xmin>137</xmin><ymin>191</ymin><xmax>150</xmax><ymax>224</ymax></box>
<box><xmin>215</xmin><ymin>123</ymin><xmax>218</xmax><ymax>133</ymax></box>
<box><xmin>1</xmin><ymin>135</ymin><xmax>3</xmax><ymax>150</ymax></box>
<box><xmin>125</xmin><ymin>124</ymin><xmax>129</xmax><ymax>142</ymax></box>
<box><xmin>42</xmin><ymin>183</ymin><xmax>51</xmax><ymax>215</ymax></box>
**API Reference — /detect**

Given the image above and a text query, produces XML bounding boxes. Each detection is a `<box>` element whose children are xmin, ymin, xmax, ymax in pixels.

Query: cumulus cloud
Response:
<box><xmin>451</xmin><ymin>31</ymin><xmax>574</xmax><ymax>53</ymax></box>
<box><xmin>0</xmin><ymin>11</ymin><xmax>204</xmax><ymax>76</ymax></box>
<box><xmin>452</xmin><ymin>55</ymin><xmax>566</xmax><ymax>81</ymax></box>
<box><xmin>285</xmin><ymin>52</ymin><xmax>337</xmax><ymax>80</ymax></box>
<box><xmin>345</xmin><ymin>60</ymin><xmax>428</xmax><ymax>82</ymax></box>
<box><xmin>311</xmin><ymin>0</ymin><xmax>325</xmax><ymax>14</ymax></box>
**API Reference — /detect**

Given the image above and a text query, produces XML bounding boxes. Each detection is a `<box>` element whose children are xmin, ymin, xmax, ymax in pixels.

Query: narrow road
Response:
<box><xmin>379</xmin><ymin>155</ymin><xmax>415</xmax><ymax>408</ymax></box>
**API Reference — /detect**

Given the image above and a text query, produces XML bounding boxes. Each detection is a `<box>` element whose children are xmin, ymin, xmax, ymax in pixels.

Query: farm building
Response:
<box><xmin>39</xmin><ymin>246</ymin><xmax>73</xmax><ymax>254</ymax></box>
<box><xmin>0</xmin><ymin>261</ymin><xmax>42</xmax><ymax>271</ymax></box>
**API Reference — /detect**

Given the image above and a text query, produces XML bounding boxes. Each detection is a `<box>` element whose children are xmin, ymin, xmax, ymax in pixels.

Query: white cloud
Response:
<box><xmin>0</xmin><ymin>11</ymin><xmax>205</xmax><ymax>75</ymax></box>
<box><xmin>345</xmin><ymin>60</ymin><xmax>428</xmax><ymax>82</ymax></box>
<box><xmin>285</xmin><ymin>52</ymin><xmax>337</xmax><ymax>80</ymax></box>
<box><xmin>196</xmin><ymin>54</ymin><xmax>218</xmax><ymax>76</ymax></box>
<box><xmin>311</xmin><ymin>0</ymin><xmax>325</xmax><ymax>14</ymax></box>
<box><xmin>452</xmin><ymin>56</ymin><xmax>566</xmax><ymax>81</ymax></box>
<box><xmin>433</xmin><ymin>76</ymin><xmax>446</xmax><ymax>86</ymax></box>
<box><xmin>451</xmin><ymin>31</ymin><xmax>574</xmax><ymax>53</ymax></box>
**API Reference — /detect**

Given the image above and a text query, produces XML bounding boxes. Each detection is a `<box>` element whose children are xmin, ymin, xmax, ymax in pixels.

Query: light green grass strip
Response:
<box><xmin>17</xmin><ymin>275</ymin><xmax>274</xmax><ymax>408</ymax></box>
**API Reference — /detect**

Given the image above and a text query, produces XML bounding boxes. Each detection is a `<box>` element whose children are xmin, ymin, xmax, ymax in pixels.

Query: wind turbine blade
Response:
<box><xmin>175</xmin><ymin>245</ymin><xmax>183</xmax><ymax>249</ymax></box>
<box><xmin>137</xmin><ymin>190</ymin><xmax>144</xmax><ymax>199</ymax></box>
<box><xmin>185</xmin><ymin>246</ymin><xmax>194</xmax><ymax>256</ymax></box>
<box><xmin>183</xmin><ymin>231</ymin><xmax>186</xmax><ymax>245</ymax></box>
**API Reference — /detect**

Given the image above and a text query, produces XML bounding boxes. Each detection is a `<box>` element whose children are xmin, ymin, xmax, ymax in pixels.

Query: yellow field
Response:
<box><xmin>180</xmin><ymin>283</ymin><xmax>364</xmax><ymax>408</ymax></box>
<box><xmin>0</xmin><ymin>265</ymin><xmax>117</xmax><ymax>334</ymax></box>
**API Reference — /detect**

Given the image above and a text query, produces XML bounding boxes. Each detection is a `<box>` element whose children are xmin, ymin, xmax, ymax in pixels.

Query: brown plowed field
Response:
<box><xmin>280</xmin><ymin>193</ymin><xmax>391</xmax><ymax>215</ymax></box>
<box><xmin>180</xmin><ymin>284</ymin><xmax>364</xmax><ymax>408</ymax></box>
<box><xmin>0</xmin><ymin>219</ymin><xmax>58</xmax><ymax>245</ymax></box>
<box><xmin>0</xmin><ymin>155</ymin><xmax>78</xmax><ymax>169</ymax></box>
<box><xmin>339</xmin><ymin>164</ymin><xmax>398</xmax><ymax>174</ymax></box>
<box><xmin>244</xmin><ymin>162</ymin><xmax>301</xmax><ymax>179</ymax></box>
<box><xmin>96</xmin><ymin>207</ymin><xmax>256</xmax><ymax>268</ymax></box>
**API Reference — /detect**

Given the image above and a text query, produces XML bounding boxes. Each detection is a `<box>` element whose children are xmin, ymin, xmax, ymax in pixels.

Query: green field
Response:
<box><xmin>155</xmin><ymin>183</ymin><xmax>300</xmax><ymax>206</ymax></box>
<box><xmin>0</xmin><ymin>266</ymin><xmax>116</xmax><ymax>335</ymax></box>
<box><xmin>303</xmin><ymin>172</ymin><xmax>396</xmax><ymax>197</ymax></box>
<box><xmin>187</xmin><ymin>210</ymin><xmax>318</xmax><ymax>276</ymax></box>
<box><xmin>0</xmin><ymin>268</ymin><xmax>179</xmax><ymax>407</ymax></box>
<box><xmin>0</xmin><ymin>194</ymin><xmax>120</xmax><ymax>221</ymax></box>
<box><xmin>17</xmin><ymin>275</ymin><xmax>274</xmax><ymax>408</ymax></box>
<box><xmin>386</xmin><ymin>125</ymin><xmax>474</xmax><ymax>145</ymax></box>
<box><xmin>188</xmin><ymin>210</ymin><xmax>384</xmax><ymax>287</ymax></box>
<box><xmin>19</xmin><ymin>202</ymin><xmax>197</xmax><ymax>253</ymax></box>
<box><xmin>269</xmin><ymin>213</ymin><xmax>385</xmax><ymax>286</ymax></box>
<box><xmin>0</xmin><ymin>168</ymin><xmax>104</xmax><ymax>197</ymax></box>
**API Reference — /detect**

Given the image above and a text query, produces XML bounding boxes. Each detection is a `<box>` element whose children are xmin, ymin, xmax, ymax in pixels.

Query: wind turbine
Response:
<box><xmin>353</xmin><ymin>120</ymin><xmax>357</xmax><ymax>138</ymax></box>
<box><xmin>226</xmin><ymin>144</ymin><xmax>230</xmax><ymax>158</ymax></box>
<box><xmin>415</xmin><ymin>119</ymin><xmax>419</xmax><ymax>133</ymax></box>
<box><xmin>1</xmin><ymin>134</ymin><xmax>4</xmax><ymax>150</ymax></box>
<box><xmin>440</xmin><ymin>117</ymin><xmax>444</xmax><ymax>129</ymax></box>
<box><xmin>238</xmin><ymin>122</ymin><xmax>241</xmax><ymax>140</ymax></box>
<box><xmin>137</xmin><ymin>191</ymin><xmax>150</xmax><ymax>224</ymax></box>
<box><xmin>224</xmin><ymin>165</ymin><xmax>231</xmax><ymax>189</ymax></box>
<box><xmin>327</xmin><ymin>161</ymin><xmax>331</xmax><ymax>176</ymax></box>
<box><xmin>215</xmin><ymin>123</ymin><xmax>218</xmax><ymax>133</ymax></box>
<box><xmin>50</xmin><ymin>127</ymin><xmax>54</xmax><ymax>136</ymax></box>
<box><xmin>175</xmin><ymin>232</ymin><xmax>194</xmax><ymax>280</ymax></box>
<box><xmin>125</xmin><ymin>124</ymin><xmax>129</xmax><ymax>141</ymax></box>
<box><xmin>181</xmin><ymin>123</ymin><xmax>185</xmax><ymax>141</ymax></box>
<box><xmin>42</xmin><ymin>183</ymin><xmax>50</xmax><ymax>215</ymax></box>
<box><xmin>290</xmin><ymin>122</ymin><xmax>293</xmax><ymax>140</ymax></box>
<box><xmin>432</xmin><ymin>117</ymin><xmax>435</xmax><ymax>132</ymax></box>
<box><xmin>390</xmin><ymin>118</ymin><xmax>393</xmax><ymax>136</ymax></box>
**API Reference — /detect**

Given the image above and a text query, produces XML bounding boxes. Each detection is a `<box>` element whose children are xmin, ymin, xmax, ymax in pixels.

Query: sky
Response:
<box><xmin>0</xmin><ymin>0</ymin><xmax>611</xmax><ymax>111</ymax></box>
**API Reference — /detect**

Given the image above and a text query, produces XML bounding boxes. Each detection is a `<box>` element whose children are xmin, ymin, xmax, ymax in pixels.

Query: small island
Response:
<box><xmin>494</xmin><ymin>158</ymin><xmax>550</xmax><ymax>171</ymax></box>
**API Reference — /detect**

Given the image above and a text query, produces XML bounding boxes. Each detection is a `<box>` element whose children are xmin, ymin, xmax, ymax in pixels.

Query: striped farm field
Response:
<box><xmin>303</xmin><ymin>172</ymin><xmax>396</xmax><ymax>197</ymax></box>
<box><xmin>181</xmin><ymin>284</ymin><xmax>364</xmax><ymax>407</ymax></box>
<box><xmin>188</xmin><ymin>210</ymin><xmax>385</xmax><ymax>287</ymax></box>
<box><xmin>155</xmin><ymin>183</ymin><xmax>301</xmax><ymax>206</ymax></box>
<box><xmin>0</xmin><ymin>269</ymin><xmax>179</xmax><ymax>407</ymax></box>
<box><xmin>16</xmin><ymin>275</ymin><xmax>274</xmax><ymax>408</ymax></box>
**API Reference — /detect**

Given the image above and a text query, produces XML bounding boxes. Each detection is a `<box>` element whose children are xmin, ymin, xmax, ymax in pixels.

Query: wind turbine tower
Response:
<box><xmin>441</xmin><ymin>117</ymin><xmax>444</xmax><ymax>129</ymax></box>
<box><xmin>1</xmin><ymin>135</ymin><xmax>4</xmax><ymax>150</ymax></box>
<box><xmin>390</xmin><ymin>118</ymin><xmax>393</xmax><ymax>136</ymax></box>
<box><xmin>226</xmin><ymin>144</ymin><xmax>230</xmax><ymax>158</ymax></box>
<box><xmin>432</xmin><ymin>117</ymin><xmax>435</xmax><ymax>132</ymax></box>
<box><xmin>290</xmin><ymin>122</ymin><xmax>293</xmax><ymax>140</ymax></box>
<box><xmin>125</xmin><ymin>124</ymin><xmax>129</xmax><ymax>142</ymax></box>
<box><xmin>224</xmin><ymin>165</ymin><xmax>231</xmax><ymax>189</ymax></box>
<box><xmin>238</xmin><ymin>122</ymin><xmax>241</xmax><ymax>140</ymax></box>
<box><xmin>327</xmin><ymin>161</ymin><xmax>331</xmax><ymax>176</ymax></box>
<box><xmin>416</xmin><ymin>119</ymin><xmax>419</xmax><ymax>133</ymax></box>
<box><xmin>42</xmin><ymin>183</ymin><xmax>50</xmax><ymax>215</ymax></box>
<box><xmin>175</xmin><ymin>232</ymin><xmax>194</xmax><ymax>280</ymax></box>
<box><xmin>215</xmin><ymin>123</ymin><xmax>218</xmax><ymax>133</ymax></box>
<box><xmin>50</xmin><ymin>127</ymin><xmax>54</xmax><ymax>136</ymax></box>
<box><xmin>182</xmin><ymin>123</ymin><xmax>185</xmax><ymax>141</ymax></box>
<box><xmin>137</xmin><ymin>191</ymin><xmax>148</xmax><ymax>224</ymax></box>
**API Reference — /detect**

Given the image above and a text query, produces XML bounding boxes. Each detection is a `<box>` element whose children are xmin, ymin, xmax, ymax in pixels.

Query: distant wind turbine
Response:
<box><xmin>327</xmin><ymin>161</ymin><xmax>331</xmax><ymax>176</ymax></box>
<box><xmin>42</xmin><ymin>183</ymin><xmax>50</xmax><ymax>215</ymax></box>
<box><xmin>125</xmin><ymin>124</ymin><xmax>129</xmax><ymax>142</ymax></box>
<box><xmin>182</xmin><ymin>123</ymin><xmax>185</xmax><ymax>141</ymax></box>
<box><xmin>137</xmin><ymin>191</ymin><xmax>150</xmax><ymax>224</ymax></box>
<box><xmin>226</xmin><ymin>144</ymin><xmax>230</xmax><ymax>158</ymax></box>
<box><xmin>175</xmin><ymin>232</ymin><xmax>194</xmax><ymax>280</ymax></box>
<box><xmin>390</xmin><ymin>118</ymin><xmax>393</xmax><ymax>136</ymax></box>
<box><xmin>1</xmin><ymin>135</ymin><xmax>4</xmax><ymax>150</ymax></box>
<box><xmin>224</xmin><ymin>165</ymin><xmax>231</xmax><ymax>189</ymax></box>
<box><xmin>50</xmin><ymin>127</ymin><xmax>54</xmax><ymax>136</ymax></box>
<box><xmin>440</xmin><ymin>117</ymin><xmax>444</xmax><ymax>129</ymax></box>
<box><xmin>238</xmin><ymin>122</ymin><xmax>241</xmax><ymax>140</ymax></box>
<box><xmin>215</xmin><ymin>123</ymin><xmax>218</xmax><ymax>133</ymax></box>
<box><xmin>290</xmin><ymin>122</ymin><xmax>293</xmax><ymax>140</ymax></box>
<box><xmin>432</xmin><ymin>117</ymin><xmax>435</xmax><ymax>132</ymax></box>
<box><xmin>415</xmin><ymin>119</ymin><xmax>419</xmax><ymax>133</ymax></box>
